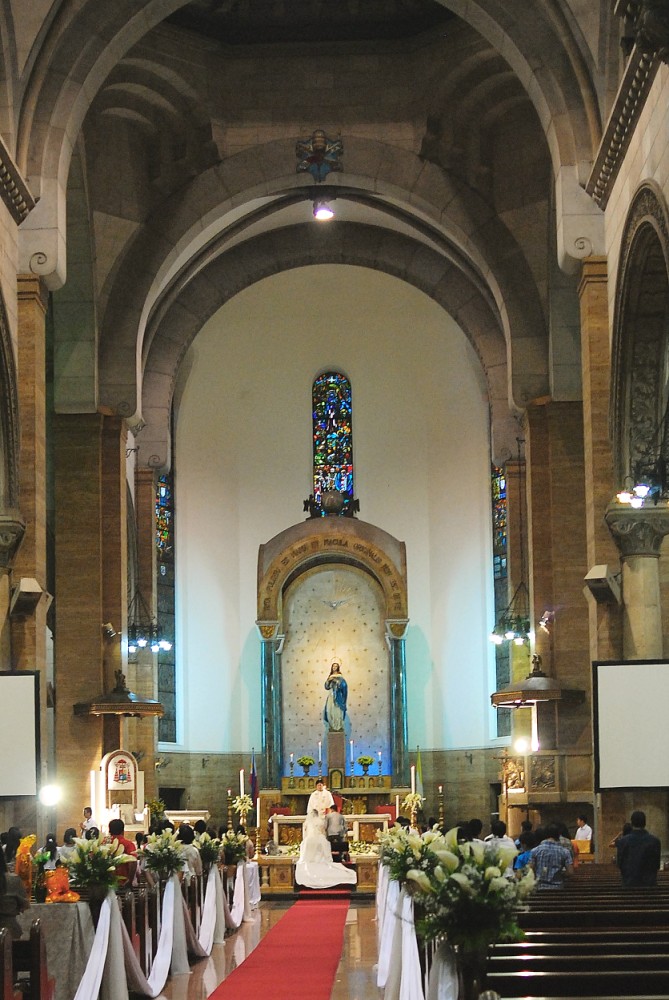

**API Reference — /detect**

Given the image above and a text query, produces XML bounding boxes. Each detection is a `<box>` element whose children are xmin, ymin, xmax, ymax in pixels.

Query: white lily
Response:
<box><xmin>406</xmin><ymin>868</ymin><xmax>432</xmax><ymax>892</ymax></box>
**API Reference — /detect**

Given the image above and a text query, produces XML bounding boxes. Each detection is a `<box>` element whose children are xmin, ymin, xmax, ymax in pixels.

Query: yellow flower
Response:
<box><xmin>484</xmin><ymin>866</ymin><xmax>501</xmax><ymax>880</ymax></box>
<box><xmin>432</xmin><ymin>848</ymin><xmax>459</xmax><ymax>872</ymax></box>
<box><xmin>469</xmin><ymin>841</ymin><xmax>485</xmax><ymax>864</ymax></box>
<box><xmin>450</xmin><ymin>872</ymin><xmax>473</xmax><ymax>892</ymax></box>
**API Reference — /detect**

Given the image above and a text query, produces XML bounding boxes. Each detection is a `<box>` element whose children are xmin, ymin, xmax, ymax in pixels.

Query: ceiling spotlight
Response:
<box><xmin>313</xmin><ymin>200</ymin><xmax>334</xmax><ymax>221</ymax></box>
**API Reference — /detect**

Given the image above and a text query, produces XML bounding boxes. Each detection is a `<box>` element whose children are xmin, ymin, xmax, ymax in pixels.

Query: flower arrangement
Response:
<box><xmin>402</xmin><ymin>791</ymin><xmax>425</xmax><ymax>814</ymax></box>
<box><xmin>32</xmin><ymin>850</ymin><xmax>52</xmax><ymax>901</ymax></box>
<box><xmin>15</xmin><ymin>835</ymin><xmax>37</xmax><ymax>896</ymax></box>
<box><xmin>350</xmin><ymin>840</ymin><xmax>380</xmax><ymax>855</ymax></box>
<box><xmin>406</xmin><ymin>827</ymin><xmax>535</xmax><ymax>953</ymax></box>
<box><xmin>356</xmin><ymin>755</ymin><xmax>375</xmax><ymax>767</ymax></box>
<box><xmin>377</xmin><ymin>824</ymin><xmax>442</xmax><ymax>883</ymax></box>
<box><xmin>232</xmin><ymin>793</ymin><xmax>253</xmax><ymax>820</ymax></box>
<box><xmin>296</xmin><ymin>755</ymin><xmax>315</xmax><ymax>767</ymax></box>
<box><xmin>63</xmin><ymin>836</ymin><xmax>133</xmax><ymax>890</ymax></box>
<box><xmin>195</xmin><ymin>832</ymin><xmax>221</xmax><ymax>866</ymax></box>
<box><xmin>137</xmin><ymin>830</ymin><xmax>185</xmax><ymax>879</ymax></box>
<box><xmin>221</xmin><ymin>829</ymin><xmax>250</xmax><ymax>864</ymax></box>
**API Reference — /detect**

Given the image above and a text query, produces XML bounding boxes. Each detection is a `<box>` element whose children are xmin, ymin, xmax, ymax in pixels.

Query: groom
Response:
<box><xmin>307</xmin><ymin>778</ymin><xmax>334</xmax><ymax>817</ymax></box>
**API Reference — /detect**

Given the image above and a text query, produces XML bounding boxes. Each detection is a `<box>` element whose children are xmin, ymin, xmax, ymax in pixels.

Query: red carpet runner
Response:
<box><xmin>208</xmin><ymin>898</ymin><xmax>350</xmax><ymax>1000</ymax></box>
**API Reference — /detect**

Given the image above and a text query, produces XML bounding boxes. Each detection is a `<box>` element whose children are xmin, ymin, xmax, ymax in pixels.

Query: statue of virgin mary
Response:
<box><xmin>323</xmin><ymin>661</ymin><xmax>347</xmax><ymax>732</ymax></box>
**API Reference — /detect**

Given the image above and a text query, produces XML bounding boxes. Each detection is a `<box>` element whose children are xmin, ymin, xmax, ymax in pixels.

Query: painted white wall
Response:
<box><xmin>172</xmin><ymin>264</ymin><xmax>496</xmax><ymax>752</ymax></box>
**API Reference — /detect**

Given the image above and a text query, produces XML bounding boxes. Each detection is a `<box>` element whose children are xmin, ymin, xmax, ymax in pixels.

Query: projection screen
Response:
<box><xmin>0</xmin><ymin>672</ymin><xmax>39</xmax><ymax>796</ymax></box>
<box><xmin>593</xmin><ymin>659</ymin><xmax>669</xmax><ymax>791</ymax></box>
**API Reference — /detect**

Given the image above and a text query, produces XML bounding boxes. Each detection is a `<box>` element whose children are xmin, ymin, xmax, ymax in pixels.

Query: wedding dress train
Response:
<box><xmin>294</xmin><ymin>810</ymin><xmax>357</xmax><ymax>889</ymax></box>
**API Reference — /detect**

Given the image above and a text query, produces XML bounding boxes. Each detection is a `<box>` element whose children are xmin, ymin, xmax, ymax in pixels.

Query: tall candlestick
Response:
<box><xmin>240</xmin><ymin>768</ymin><xmax>245</xmax><ymax>797</ymax></box>
<box><xmin>410</xmin><ymin>765</ymin><xmax>416</xmax><ymax>794</ymax></box>
<box><xmin>350</xmin><ymin>740</ymin><xmax>354</xmax><ymax>764</ymax></box>
<box><xmin>256</xmin><ymin>796</ymin><xmax>261</xmax><ymax>829</ymax></box>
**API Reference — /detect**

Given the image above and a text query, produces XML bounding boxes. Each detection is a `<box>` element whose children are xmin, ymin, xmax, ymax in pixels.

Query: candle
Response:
<box><xmin>256</xmin><ymin>797</ymin><xmax>261</xmax><ymax>829</ymax></box>
<box><xmin>378</xmin><ymin>750</ymin><xmax>382</xmax><ymax>760</ymax></box>
<box><xmin>350</xmin><ymin>740</ymin><xmax>354</xmax><ymax>764</ymax></box>
<box><xmin>395</xmin><ymin>794</ymin><xmax>400</xmax><ymax>817</ymax></box>
<box><xmin>227</xmin><ymin>788</ymin><xmax>232</xmax><ymax>797</ymax></box>
<box><xmin>438</xmin><ymin>785</ymin><xmax>443</xmax><ymax>794</ymax></box>
<box><xmin>240</xmin><ymin>769</ymin><xmax>245</xmax><ymax>796</ymax></box>
<box><xmin>290</xmin><ymin>752</ymin><xmax>294</xmax><ymax>764</ymax></box>
<box><xmin>410</xmin><ymin>765</ymin><xmax>416</xmax><ymax>794</ymax></box>
<box><xmin>318</xmin><ymin>741</ymin><xmax>322</xmax><ymax>762</ymax></box>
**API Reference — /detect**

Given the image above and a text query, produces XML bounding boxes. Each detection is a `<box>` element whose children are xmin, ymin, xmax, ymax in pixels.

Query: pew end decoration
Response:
<box><xmin>221</xmin><ymin>829</ymin><xmax>250</xmax><ymax>864</ymax></box>
<box><xmin>195</xmin><ymin>832</ymin><xmax>222</xmax><ymax>866</ymax></box>
<box><xmin>137</xmin><ymin>830</ymin><xmax>185</xmax><ymax>879</ymax></box>
<box><xmin>63</xmin><ymin>836</ymin><xmax>133</xmax><ymax>891</ymax></box>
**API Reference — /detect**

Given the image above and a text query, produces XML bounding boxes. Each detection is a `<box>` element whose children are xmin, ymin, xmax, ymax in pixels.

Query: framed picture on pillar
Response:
<box><xmin>329</xmin><ymin>768</ymin><xmax>344</xmax><ymax>789</ymax></box>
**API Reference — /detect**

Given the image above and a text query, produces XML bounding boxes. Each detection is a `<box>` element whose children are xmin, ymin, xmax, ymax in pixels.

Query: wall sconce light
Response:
<box><xmin>202</xmin><ymin>756</ymin><xmax>210</xmax><ymax>769</ymax></box>
<box><xmin>102</xmin><ymin>622</ymin><xmax>118</xmax><ymax>641</ymax></box>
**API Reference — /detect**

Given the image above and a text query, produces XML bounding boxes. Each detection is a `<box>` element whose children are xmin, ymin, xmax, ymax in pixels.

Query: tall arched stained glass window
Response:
<box><xmin>312</xmin><ymin>371</ymin><xmax>354</xmax><ymax>513</ymax></box>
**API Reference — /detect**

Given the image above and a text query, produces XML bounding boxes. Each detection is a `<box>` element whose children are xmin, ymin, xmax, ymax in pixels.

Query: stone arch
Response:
<box><xmin>98</xmin><ymin>139</ymin><xmax>546</xmax><ymax>419</ymax></box>
<box><xmin>136</xmin><ymin>221</ymin><xmax>528</xmax><ymax>471</ymax></box>
<box><xmin>611</xmin><ymin>182</ymin><xmax>669</xmax><ymax>483</ymax></box>
<box><xmin>15</xmin><ymin>0</ymin><xmax>603</xmax><ymax>288</ymax></box>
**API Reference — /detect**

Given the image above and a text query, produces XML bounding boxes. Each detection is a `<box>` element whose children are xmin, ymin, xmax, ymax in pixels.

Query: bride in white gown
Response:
<box><xmin>295</xmin><ymin>810</ymin><xmax>357</xmax><ymax>889</ymax></box>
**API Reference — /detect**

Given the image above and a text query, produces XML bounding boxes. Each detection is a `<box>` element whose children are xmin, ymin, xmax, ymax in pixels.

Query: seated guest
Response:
<box><xmin>108</xmin><ymin>818</ymin><xmax>137</xmax><ymax>855</ymax></box>
<box><xmin>617</xmin><ymin>810</ymin><xmax>661</xmax><ymax>887</ymax></box>
<box><xmin>40</xmin><ymin>834</ymin><xmax>60</xmax><ymax>869</ymax></box>
<box><xmin>530</xmin><ymin>823</ymin><xmax>573</xmax><ymax>889</ymax></box>
<box><xmin>0</xmin><ymin>850</ymin><xmax>29</xmax><ymax>937</ymax></box>
<box><xmin>2</xmin><ymin>828</ymin><xmax>21</xmax><ymax>870</ymax></box>
<box><xmin>176</xmin><ymin>823</ymin><xmax>203</xmax><ymax>881</ymax></box>
<box><xmin>515</xmin><ymin>819</ymin><xmax>533</xmax><ymax>848</ymax></box>
<box><xmin>513</xmin><ymin>831</ymin><xmax>536</xmax><ymax>872</ymax></box>
<box><xmin>466</xmin><ymin>818</ymin><xmax>484</xmax><ymax>842</ymax></box>
<box><xmin>58</xmin><ymin>828</ymin><xmax>78</xmax><ymax>862</ymax></box>
<box><xmin>84</xmin><ymin>826</ymin><xmax>100</xmax><ymax>841</ymax></box>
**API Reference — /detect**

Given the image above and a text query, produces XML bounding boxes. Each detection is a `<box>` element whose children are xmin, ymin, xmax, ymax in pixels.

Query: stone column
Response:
<box><xmin>54</xmin><ymin>413</ymin><xmax>106</xmax><ymax>826</ymax></box>
<box><xmin>604</xmin><ymin>506</ymin><xmax>669</xmax><ymax>659</ymax></box>
<box><xmin>128</xmin><ymin>468</ymin><xmax>159</xmax><ymax>797</ymax></box>
<box><xmin>578</xmin><ymin>257</ymin><xmax>622</xmax><ymax>663</ymax></box>
<box><xmin>257</xmin><ymin>621</ymin><xmax>282</xmax><ymax>784</ymax></box>
<box><xmin>525</xmin><ymin>403</ymin><xmax>590</xmax><ymax>751</ymax></box>
<box><xmin>386</xmin><ymin>619</ymin><xmax>409</xmax><ymax>784</ymax></box>
<box><xmin>10</xmin><ymin>275</ymin><xmax>48</xmax><ymax>835</ymax></box>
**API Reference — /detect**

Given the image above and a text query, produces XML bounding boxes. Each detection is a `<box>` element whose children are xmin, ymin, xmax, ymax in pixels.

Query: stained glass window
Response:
<box><xmin>156</xmin><ymin>474</ymin><xmax>173</xmax><ymax>559</ymax></box>
<box><xmin>491</xmin><ymin>466</ymin><xmax>507</xmax><ymax>580</ymax></box>
<box><xmin>312</xmin><ymin>372</ymin><xmax>354</xmax><ymax>511</ymax></box>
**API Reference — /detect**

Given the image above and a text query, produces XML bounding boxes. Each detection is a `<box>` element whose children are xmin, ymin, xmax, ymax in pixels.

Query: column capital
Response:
<box><xmin>385</xmin><ymin>618</ymin><xmax>409</xmax><ymax>640</ymax></box>
<box><xmin>605</xmin><ymin>503</ymin><xmax>669</xmax><ymax>556</ymax></box>
<box><xmin>0</xmin><ymin>512</ymin><xmax>25</xmax><ymax>568</ymax></box>
<box><xmin>17</xmin><ymin>273</ymin><xmax>48</xmax><ymax>312</ymax></box>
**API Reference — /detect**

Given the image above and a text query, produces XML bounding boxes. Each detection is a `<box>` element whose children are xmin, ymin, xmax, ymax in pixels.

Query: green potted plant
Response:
<box><xmin>297</xmin><ymin>755</ymin><xmax>315</xmax><ymax>776</ymax></box>
<box><xmin>357</xmin><ymin>754</ymin><xmax>375</xmax><ymax>775</ymax></box>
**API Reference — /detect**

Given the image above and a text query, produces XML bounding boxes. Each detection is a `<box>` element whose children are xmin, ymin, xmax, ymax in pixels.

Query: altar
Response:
<box><xmin>271</xmin><ymin>811</ymin><xmax>391</xmax><ymax>845</ymax></box>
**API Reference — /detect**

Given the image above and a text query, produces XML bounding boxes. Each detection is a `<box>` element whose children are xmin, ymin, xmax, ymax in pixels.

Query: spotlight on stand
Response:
<box><xmin>313</xmin><ymin>199</ymin><xmax>334</xmax><ymax>221</ymax></box>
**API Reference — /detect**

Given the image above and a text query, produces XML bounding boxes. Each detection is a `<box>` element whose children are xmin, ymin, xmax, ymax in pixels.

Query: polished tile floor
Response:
<box><xmin>160</xmin><ymin>901</ymin><xmax>383</xmax><ymax>1000</ymax></box>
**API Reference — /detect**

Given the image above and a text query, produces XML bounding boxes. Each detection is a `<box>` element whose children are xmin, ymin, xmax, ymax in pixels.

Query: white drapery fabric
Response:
<box><xmin>426</xmin><ymin>942</ymin><xmax>458</xmax><ymax>1000</ymax></box>
<box><xmin>377</xmin><ymin>876</ymin><xmax>400</xmax><ymax>988</ymax></box>
<box><xmin>380</xmin><ymin>886</ymin><xmax>424</xmax><ymax>1000</ymax></box>
<box><xmin>73</xmin><ymin>893</ymin><xmax>113</xmax><ymax>1000</ymax></box>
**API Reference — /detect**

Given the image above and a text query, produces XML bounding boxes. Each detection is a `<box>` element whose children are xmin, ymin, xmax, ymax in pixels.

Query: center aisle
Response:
<box><xmin>208</xmin><ymin>898</ymin><xmax>350</xmax><ymax>1000</ymax></box>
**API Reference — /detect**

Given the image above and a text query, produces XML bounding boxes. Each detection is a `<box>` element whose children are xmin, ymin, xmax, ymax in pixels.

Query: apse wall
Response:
<box><xmin>172</xmin><ymin>264</ymin><xmax>497</xmax><ymax>754</ymax></box>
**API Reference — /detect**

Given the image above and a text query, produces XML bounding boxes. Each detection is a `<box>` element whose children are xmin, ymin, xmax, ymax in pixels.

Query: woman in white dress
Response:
<box><xmin>295</xmin><ymin>810</ymin><xmax>357</xmax><ymax>889</ymax></box>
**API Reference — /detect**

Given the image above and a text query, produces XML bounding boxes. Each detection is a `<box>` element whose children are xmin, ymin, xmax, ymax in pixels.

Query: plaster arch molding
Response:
<box><xmin>257</xmin><ymin>517</ymin><xmax>408</xmax><ymax>625</ymax></box>
<box><xmin>256</xmin><ymin>516</ymin><xmax>410</xmax><ymax>784</ymax></box>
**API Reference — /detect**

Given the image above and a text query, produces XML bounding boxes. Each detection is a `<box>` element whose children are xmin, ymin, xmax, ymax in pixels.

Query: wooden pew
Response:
<box><xmin>0</xmin><ymin>929</ymin><xmax>14</xmax><ymax>1000</ymax></box>
<box><xmin>12</xmin><ymin>921</ymin><xmax>54</xmax><ymax>1000</ymax></box>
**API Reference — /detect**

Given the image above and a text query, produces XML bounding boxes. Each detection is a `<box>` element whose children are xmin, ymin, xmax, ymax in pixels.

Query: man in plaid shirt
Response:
<box><xmin>530</xmin><ymin>823</ymin><xmax>574</xmax><ymax>889</ymax></box>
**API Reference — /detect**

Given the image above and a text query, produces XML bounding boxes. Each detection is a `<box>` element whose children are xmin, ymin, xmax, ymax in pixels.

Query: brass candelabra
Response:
<box><xmin>227</xmin><ymin>790</ymin><xmax>233</xmax><ymax>830</ymax></box>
